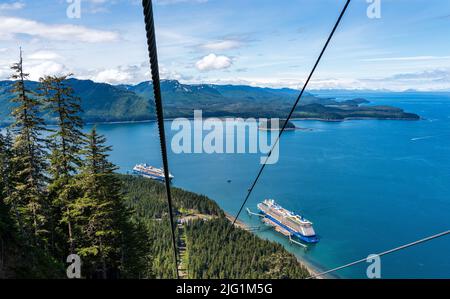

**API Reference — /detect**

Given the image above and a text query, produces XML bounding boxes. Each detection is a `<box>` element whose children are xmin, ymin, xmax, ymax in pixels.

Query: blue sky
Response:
<box><xmin>0</xmin><ymin>0</ymin><xmax>450</xmax><ymax>90</ymax></box>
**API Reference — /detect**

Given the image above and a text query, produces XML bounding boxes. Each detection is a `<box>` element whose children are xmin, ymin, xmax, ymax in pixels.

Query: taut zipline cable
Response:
<box><xmin>142</xmin><ymin>0</ymin><xmax>179</xmax><ymax>279</ymax></box>
<box><xmin>307</xmin><ymin>230</ymin><xmax>450</xmax><ymax>279</ymax></box>
<box><xmin>221</xmin><ymin>0</ymin><xmax>352</xmax><ymax>247</ymax></box>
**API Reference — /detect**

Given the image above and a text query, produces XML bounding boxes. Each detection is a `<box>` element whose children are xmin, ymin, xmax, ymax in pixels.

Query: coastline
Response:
<box><xmin>1</xmin><ymin>116</ymin><xmax>421</xmax><ymax>128</ymax></box>
<box><xmin>89</xmin><ymin>116</ymin><xmax>420</xmax><ymax>125</ymax></box>
<box><xmin>224</xmin><ymin>212</ymin><xmax>333</xmax><ymax>279</ymax></box>
<box><xmin>258</xmin><ymin>127</ymin><xmax>313</xmax><ymax>132</ymax></box>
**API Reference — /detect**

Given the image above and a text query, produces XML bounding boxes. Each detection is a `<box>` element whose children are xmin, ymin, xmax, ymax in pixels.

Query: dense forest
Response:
<box><xmin>120</xmin><ymin>175</ymin><xmax>310</xmax><ymax>279</ymax></box>
<box><xmin>0</xmin><ymin>51</ymin><xmax>310</xmax><ymax>279</ymax></box>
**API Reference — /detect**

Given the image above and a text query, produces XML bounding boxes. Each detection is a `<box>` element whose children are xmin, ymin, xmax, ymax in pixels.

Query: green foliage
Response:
<box><xmin>40</xmin><ymin>74</ymin><xmax>84</xmax><ymax>177</ymax></box>
<box><xmin>68</xmin><ymin>128</ymin><xmax>137</xmax><ymax>278</ymax></box>
<box><xmin>185</xmin><ymin>218</ymin><xmax>309</xmax><ymax>279</ymax></box>
<box><xmin>39</xmin><ymin>74</ymin><xmax>85</xmax><ymax>257</ymax></box>
<box><xmin>119</xmin><ymin>175</ymin><xmax>223</xmax><ymax>279</ymax></box>
<box><xmin>0</xmin><ymin>130</ymin><xmax>14</xmax><ymax>252</ymax></box>
<box><xmin>0</xmin><ymin>56</ymin><xmax>61</xmax><ymax>278</ymax></box>
<box><xmin>7</xmin><ymin>50</ymin><xmax>48</xmax><ymax>247</ymax></box>
<box><xmin>119</xmin><ymin>175</ymin><xmax>309</xmax><ymax>279</ymax></box>
<box><xmin>119</xmin><ymin>174</ymin><xmax>223</xmax><ymax>219</ymax></box>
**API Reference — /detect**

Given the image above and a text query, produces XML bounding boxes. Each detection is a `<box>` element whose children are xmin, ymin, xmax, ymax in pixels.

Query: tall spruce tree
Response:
<box><xmin>39</xmin><ymin>74</ymin><xmax>84</xmax><ymax>255</ymax></box>
<box><xmin>71</xmin><ymin>127</ymin><xmax>130</xmax><ymax>278</ymax></box>
<box><xmin>7</xmin><ymin>50</ymin><xmax>48</xmax><ymax>247</ymax></box>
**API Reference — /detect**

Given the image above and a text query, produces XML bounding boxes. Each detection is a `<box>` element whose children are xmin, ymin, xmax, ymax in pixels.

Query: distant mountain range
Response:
<box><xmin>0</xmin><ymin>78</ymin><xmax>420</xmax><ymax>125</ymax></box>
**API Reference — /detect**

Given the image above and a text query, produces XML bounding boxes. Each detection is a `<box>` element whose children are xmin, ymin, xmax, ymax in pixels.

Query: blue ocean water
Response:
<box><xmin>90</xmin><ymin>92</ymin><xmax>450</xmax><ymax>279</ymax></box>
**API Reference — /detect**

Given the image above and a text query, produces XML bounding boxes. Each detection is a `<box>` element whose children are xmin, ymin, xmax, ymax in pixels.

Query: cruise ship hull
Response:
<box><xmin>261</xmin><ymin>211</ymin><xmax>319</xmax><ymax>243</ymax></box>
<box><xmin>133</xmin><ymin>170</ymin><xmax>168</xmax><ymax>182</ymax></box>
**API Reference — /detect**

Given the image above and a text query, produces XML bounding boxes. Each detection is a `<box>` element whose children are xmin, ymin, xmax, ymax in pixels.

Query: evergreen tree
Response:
<box><xmin>0</xmin><ymin>130</ymin><xmax>14</xmax><ymax>238</ymax></box>
<box><xmin>6</xmin><ymin>50</ymin><xmax>48</xmax><ymax>247</ymax></box>
<box><xmin>40</xmin><ymin>74</ymin><xmax>83</xmax><ymax>177</ymax></box>
<box><xmin>71</xmin><ymin>127</ymin><xmax>130</xmax><ymax>278</ymax></box>
<box><xmin>0</xmin><ymin>130</ymin><xmax>14</xmax><ymax>201</ymax></box>
<box><xmin>39</xmin><ymin>74</ymin><xmax>84</xmax><ymax>255</ymax></box>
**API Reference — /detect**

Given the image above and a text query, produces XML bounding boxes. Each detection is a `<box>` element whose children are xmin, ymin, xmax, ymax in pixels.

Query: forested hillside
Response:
<box><xmin>119</xmin><ymin>175</ymin><xmax>310</xmax><ymax>279</ymax></box>
<box><xmin>0</xmin><ymin>78</ymin><xmax>419</xmax><ymax>125</ymax></box>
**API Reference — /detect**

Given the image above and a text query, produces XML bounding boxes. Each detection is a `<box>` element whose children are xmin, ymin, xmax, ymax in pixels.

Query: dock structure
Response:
<box><xmin>289</xmin><ymin>236</ymin><xmax>307</xmax><ymax>248</ymax></box>
<box><xmin>246</xmin><ymin>208</ymin><xmax>264</xmax><ymax>217</ymax></box>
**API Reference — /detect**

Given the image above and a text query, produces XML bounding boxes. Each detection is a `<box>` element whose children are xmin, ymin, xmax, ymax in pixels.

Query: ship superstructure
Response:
<box><xmin>133</xmin><ymin>164</ymin><xmax>174</xmax><ymax>182</ymax></box>
<box><xmin>257</xmin><ymin>199</ymin><xmax>319</xmax><ymax>243</ymax></box>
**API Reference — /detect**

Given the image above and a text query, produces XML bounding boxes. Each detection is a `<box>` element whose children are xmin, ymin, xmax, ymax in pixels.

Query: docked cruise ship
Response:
<box><xmin>257</xmin><ymin>199</ymin><xmax>319</xmax><ymax>243</ymax></box>
<box><xmin>133</xmin><ymin>164</ymin><xmax>174</xmax><ymax>182</ymax></box>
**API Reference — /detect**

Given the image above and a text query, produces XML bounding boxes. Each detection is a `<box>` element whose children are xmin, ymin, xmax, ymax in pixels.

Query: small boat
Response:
<box><xmin>133</xmin><ymin>163</ymin><xmax>174</xmax><ymax>182</ymax></box>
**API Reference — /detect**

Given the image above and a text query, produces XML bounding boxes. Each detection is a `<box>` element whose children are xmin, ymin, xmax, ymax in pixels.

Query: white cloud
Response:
<box><xmin>201</xmin><ymin>40</ymin><xmax>242</xmax><ymax>51</ymax></box>
<box><xmin>185</xmin><ymin>67</ymin><xmax>450</xmax><ymax>91</ymax></box>
<box><xmin>195</xmin><ymin>54</ymin><xmax>232</xmax><ymax>72</ymax></box>
<box><xmin>85</xmin><ymin>62</ymin><xmax>192</xmax><ymax>84</ymax></box>
<box><xmin>0</xmin><ymin>2</ymin><xmax>25</xmax><ymax>11</ymax></box>
<box><xmin>25</xmin><ymin>61</ymin><xmax>69</xmax><ymax>81</ymax></box>
<box><xmin>0</xmin><ymin>17</ymin><xmax>120</xmax><ymax>43</ymax></box>
<box><xmin>28</xmin><ymin>51</ymin><xmax>62</xmax><ymax>61</ymax></box>
<box><xmin>92</xmin><ymin>68</ymin><xmax>134</xmax><ymax>84</ymax></box>
<box><xmin>361</xmin><ymin>69</ymin><xmax>450</xmax><ymax>91</ymax></box>
<box><xmin>85</xmin><ymin>63</ymin><xmax>150</xmax><ymax>84</ymax></box>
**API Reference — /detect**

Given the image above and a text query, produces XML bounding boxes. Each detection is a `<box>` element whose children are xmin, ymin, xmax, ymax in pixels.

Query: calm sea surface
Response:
<box><xmin>89</xmin><ymin>92</ymin><xmax>450</xmax><ymax>278</ymax></box>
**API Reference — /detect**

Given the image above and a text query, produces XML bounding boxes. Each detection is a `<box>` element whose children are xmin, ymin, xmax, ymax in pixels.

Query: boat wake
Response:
<box><xmin>411</xmin><ymin>136</ymin><xmax>435</xmax><ymax>141</ymax></box>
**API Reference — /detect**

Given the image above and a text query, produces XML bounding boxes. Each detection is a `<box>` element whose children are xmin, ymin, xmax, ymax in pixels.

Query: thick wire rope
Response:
<box><xmin>222</xmin><ymin>0</ymin><xmax>352</xmax><ymax>247</ymax></box>
<box><xmin>142</xmin><ymin>0</ymin><xmax>179</xmax><ymax>279</ymax></box>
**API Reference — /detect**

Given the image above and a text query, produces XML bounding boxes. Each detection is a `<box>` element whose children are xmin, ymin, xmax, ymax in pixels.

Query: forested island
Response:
<box><xmin>0</xmin><ymin>54</ymin><xmax>309</xmax><ymax>279</ymax></box>
<box><xmin>0</xmin><ymin>78</ymin><xmax>420</xmax><ymax>125</ymax></box>
<box><xmin>259</xmin><ymin>119</ymin><xmax>297</xmax><ymax>130</ymax></box>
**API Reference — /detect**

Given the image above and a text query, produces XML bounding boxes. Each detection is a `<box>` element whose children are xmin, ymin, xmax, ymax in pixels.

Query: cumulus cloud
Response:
<box><xmin>195</xmin><ymin>54</ymin><xmax>232</xmax><ymax>72</ymax></box>
<box><xmin>25</xmin><ymin>61</ymin><xmax>70</xmax><ymax>81</ymax></box>
<box><xmin>92</xmin><ymin>68</ymin><xmax>134</xmax><ymax>84</ymax></box>
<box><xmin>84</xmin><ymin>62</ymin><xmax>191</xmax><ymax>85</ymax></box>
<box><xmin>0</xmin><ymin>17</ymin><xmax>119</xmax><ymax>43</ymax></box>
